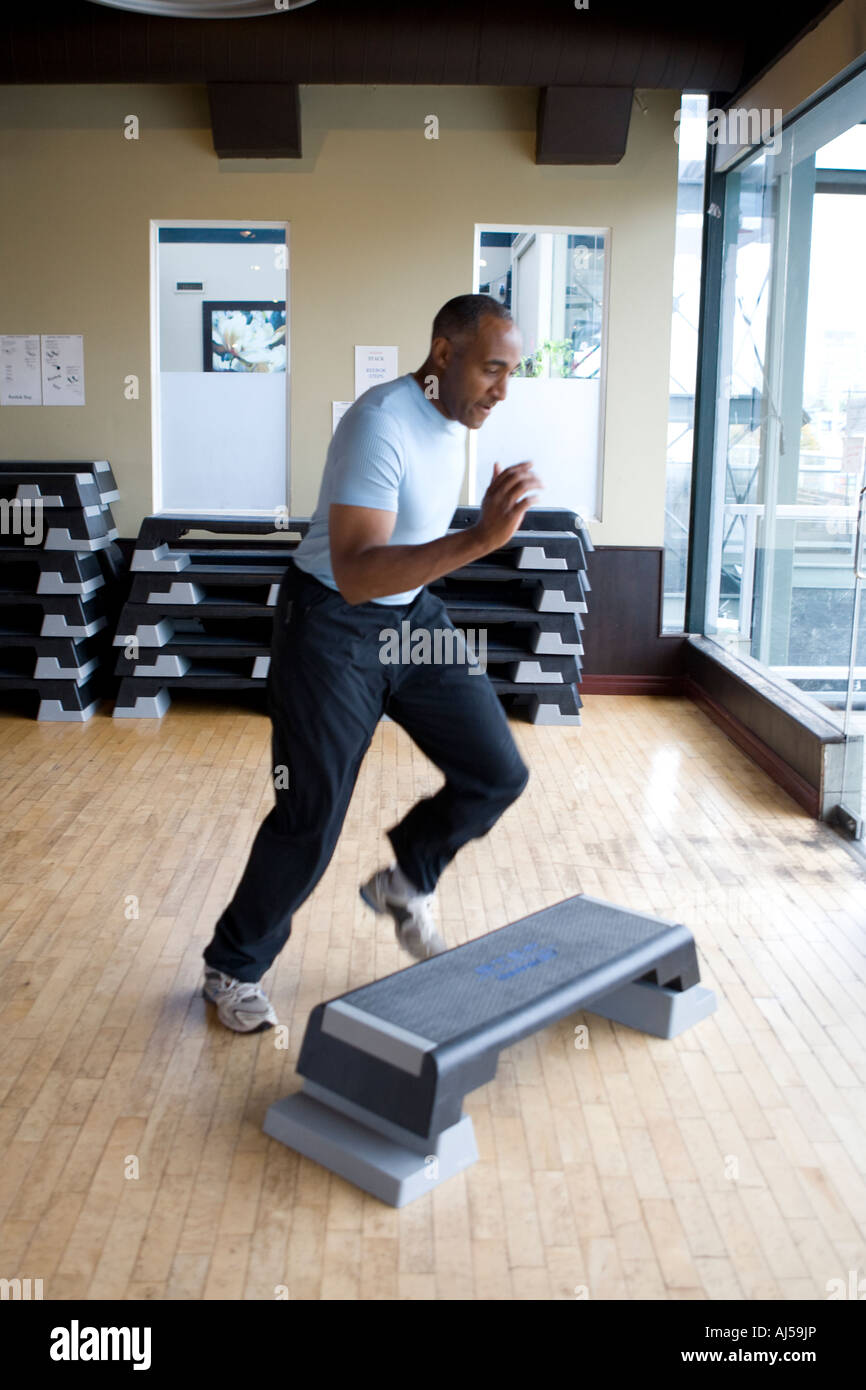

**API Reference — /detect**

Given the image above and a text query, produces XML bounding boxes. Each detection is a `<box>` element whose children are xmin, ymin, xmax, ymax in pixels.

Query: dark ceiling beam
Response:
<box><xmin>207</xmin><ymin>82</ymin><xmax>301</xmax><ymax>157</ymax></box>
<box><xmin>536</xmin><ymin>87</ymin><xmax>634</xmax><ymax>165</ymax></box>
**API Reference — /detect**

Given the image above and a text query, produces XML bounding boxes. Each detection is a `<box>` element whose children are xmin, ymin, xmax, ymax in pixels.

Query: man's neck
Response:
<box><xmin>411</xmin><ymin>365</ymin><xmax>450</xmax><ymax>419</ymax></box>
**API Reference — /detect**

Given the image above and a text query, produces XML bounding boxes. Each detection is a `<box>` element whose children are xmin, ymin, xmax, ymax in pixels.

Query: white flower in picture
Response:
<box><xmin>209</xmin><ymin>308</ymin><xmax>287</xmax><ymax>372</ymax></box>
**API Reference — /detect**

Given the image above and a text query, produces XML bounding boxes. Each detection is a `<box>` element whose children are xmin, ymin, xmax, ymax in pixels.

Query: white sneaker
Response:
<box><xmin>203</xmin><ymin>969</ymin><xmax>278</xmax><ymax>1033</ymax></box>
<box><xmin>359</xmin><ymin>863</ymin><xmax>447</xmax><ymax>960</ymax></box>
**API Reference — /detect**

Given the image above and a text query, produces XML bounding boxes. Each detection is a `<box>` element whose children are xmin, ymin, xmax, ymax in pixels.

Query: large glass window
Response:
<box><xmin>707</xmin><ymin>72</ymin><xmax>866</xmax><ymax>818</ymax></box>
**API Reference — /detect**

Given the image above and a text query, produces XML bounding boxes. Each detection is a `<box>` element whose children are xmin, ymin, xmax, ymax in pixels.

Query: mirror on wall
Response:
<box><xmin>474</xmin><ymin>225</ymin><xmax>608</xmax><ymax>521</ymax></box>
<box><xmin>153</xmin><ymin>222</ymin><xmax>290</xmax><ymax>515</ymax></box>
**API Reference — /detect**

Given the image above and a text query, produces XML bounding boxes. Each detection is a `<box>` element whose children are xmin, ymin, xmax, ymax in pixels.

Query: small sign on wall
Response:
<box><xmin>332</xmin><ymin>401</ymin><xmax>353</xmax><ymax>435</ymax></box>
<box><xmin>354</xmin><ymin>346</ymin><xmax>398</xmax><ymax>400</ymax></box>
<box><xmin>41</xmin><ymin>334</ymin><xmax>85</xmax><ymax>405</ymax></box>
<box><xmin>1</xmin><ymin>334</ymin><xmax>86</xmax><ymax>406</ymax></box>
<box><xmin>0</xmin><ymin>334</ymin><xmax>42</xmax><ymax>405</ymax></box>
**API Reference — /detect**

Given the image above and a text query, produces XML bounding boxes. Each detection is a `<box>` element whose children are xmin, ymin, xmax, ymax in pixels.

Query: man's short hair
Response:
<box><xmin>431</xmin><ymin>294</ymin><xmax>513</xmax><ymax>346</ymax></box>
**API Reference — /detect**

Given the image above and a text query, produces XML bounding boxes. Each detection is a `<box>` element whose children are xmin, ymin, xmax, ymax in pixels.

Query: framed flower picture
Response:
<box><xmin>202</xmin><ymin>301</ymin><xmax>287</xmax><ymax>373</ymax></box>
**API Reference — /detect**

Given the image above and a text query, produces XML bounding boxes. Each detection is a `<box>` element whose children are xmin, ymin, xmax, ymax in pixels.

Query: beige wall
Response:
<box><xmin>0</xmin><ymin>83</ymin><xmax>682</xmax><ymax>544</ymax></box>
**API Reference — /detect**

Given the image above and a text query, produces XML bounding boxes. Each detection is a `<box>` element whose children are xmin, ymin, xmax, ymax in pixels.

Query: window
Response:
<box><xmin>473</xmin><ymin>224</ymin><xmax>609</xmax><ymax>521</ymax></box>
<box><xmin>705</xmin><ymin>70</ymin><xmax>866</xmax><ymax>816</ymax></box>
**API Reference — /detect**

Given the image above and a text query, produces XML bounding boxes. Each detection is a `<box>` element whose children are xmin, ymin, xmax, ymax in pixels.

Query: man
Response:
<box><xmin>202</xmin><ymin>293</ymin><xmax>542</xmax><ymax>1032</ymax></box>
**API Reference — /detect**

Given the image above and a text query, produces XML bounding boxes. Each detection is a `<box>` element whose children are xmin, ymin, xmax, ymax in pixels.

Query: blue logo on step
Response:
<box><xmin>474</xmin><ymin>942</ymin><xmax>558</xmax><ymax>981</ymax></box>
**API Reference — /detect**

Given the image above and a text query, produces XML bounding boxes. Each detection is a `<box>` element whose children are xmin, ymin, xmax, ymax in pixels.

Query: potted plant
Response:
<box><xmin>514</xmin><ymin>340</ymin><xmax>577</xmax><ymax>378</ymax></box>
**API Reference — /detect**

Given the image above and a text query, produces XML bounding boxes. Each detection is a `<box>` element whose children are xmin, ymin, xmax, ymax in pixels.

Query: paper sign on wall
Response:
<box><xmin>0</xmin><ymin>334</ymin><xmax>42</xmax><ymax>405</ymax></box>
<box><xmin>354</xmin><ymin>346</ymin><xmax>398</xmax><ymax>400</ymax></box>
<box><xmin>332</xmin><ymin>401</ymin><xmax>353</xmax><ymax>435</ymax></box>
<box><xmin>41</xmin><ymin>334</ymin><xmax>85</xmax><ymax>405</ymax></box>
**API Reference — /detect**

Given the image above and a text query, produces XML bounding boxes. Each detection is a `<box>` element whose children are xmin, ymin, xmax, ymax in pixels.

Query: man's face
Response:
<box><xmin>431</xmin><ymin>315</ymin><xmax>523</xmax><ymax>429</ymax></box>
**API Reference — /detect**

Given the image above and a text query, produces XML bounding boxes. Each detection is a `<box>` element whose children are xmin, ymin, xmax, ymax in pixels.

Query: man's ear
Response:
<box><xmin>429</xmin><ymin>336</ymin><xmax>452</xmax><ymax>372</ymax></box>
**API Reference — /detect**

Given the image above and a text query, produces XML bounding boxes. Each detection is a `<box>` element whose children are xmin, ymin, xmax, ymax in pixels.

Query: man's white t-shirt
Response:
<box><xmin>292</xmin><ymin>374</ymin><xmax>467</xmax><ymax>605</ymax></box>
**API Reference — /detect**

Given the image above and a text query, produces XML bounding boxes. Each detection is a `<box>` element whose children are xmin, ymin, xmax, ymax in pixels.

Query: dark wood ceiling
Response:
<box><xmin>0</xmin><ymin>0</ymin><xmax>843</xmax><ymax>163</ymax></box>
<box><xmin>0</xmin><ymin>0</ymin><xmax>841</xmax><ymax>93</ymax></box>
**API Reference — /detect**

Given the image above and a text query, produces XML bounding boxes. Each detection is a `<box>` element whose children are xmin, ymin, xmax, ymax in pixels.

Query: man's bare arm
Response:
<box><xmin>329</xmin><ymin>461</ymin><xmax>542</xmax><ymax>605</ymax></box>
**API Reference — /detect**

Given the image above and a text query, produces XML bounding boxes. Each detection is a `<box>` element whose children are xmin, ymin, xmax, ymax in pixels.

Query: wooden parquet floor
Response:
<box><xmin>0</xmin><ymin>693</ymin><xmax>864</xmax><ymax>1300</ymax></box>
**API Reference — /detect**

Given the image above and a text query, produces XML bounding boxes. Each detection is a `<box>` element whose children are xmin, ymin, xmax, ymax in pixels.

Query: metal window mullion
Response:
<box><xmin>685</xmin><ymin>97</ymin><xmax>728</xmax><ymax>637</ymax></box>
<box><xmin>754</xmin><ymin>156</ymin><xmax>793</xmax><ymax>666</ymax></box>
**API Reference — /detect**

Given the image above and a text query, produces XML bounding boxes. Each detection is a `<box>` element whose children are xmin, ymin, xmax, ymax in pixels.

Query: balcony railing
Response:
<box><xmin>715</xmin><ymin>502</ymin><xmax>859</xmax><ymax>639</ymax></box>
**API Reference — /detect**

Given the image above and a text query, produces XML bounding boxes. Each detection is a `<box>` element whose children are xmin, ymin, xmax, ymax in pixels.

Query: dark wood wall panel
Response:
<box><xmin>580</xmin><ymin>546</ymin><xmax>685</xmax><ymax>694</ymax></box>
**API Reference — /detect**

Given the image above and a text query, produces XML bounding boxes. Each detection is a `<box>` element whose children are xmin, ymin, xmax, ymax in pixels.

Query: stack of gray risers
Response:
<box><xmin>112</xmin><ymin>515</ymin><xmax>311</xmax><ymax>718</ymax></box>
<box><xmin>432</xmin><ymin>506</ymin><xmax>591</xmax><ymax>726</ymax></box>
<box><xmin>0</xmin><ymin>461</ymin><xmax>123</xmax><ymax>720</ymax></box>
<box><xmin>111</xmin><ymin>509</ymin><xmax>590</xmax><ymax>723</ymax></box>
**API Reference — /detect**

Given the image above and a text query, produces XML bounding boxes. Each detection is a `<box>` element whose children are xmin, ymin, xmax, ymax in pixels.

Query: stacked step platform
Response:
<box><xmin>112</xmin><ymin>509</ymin><xmax>591</xmax><ymax>723</ymax></box>
<box><xmin>112</xmin><ymin>514</ymin><xmax>310</xmax><ymax>719</ymax></box>
<box><xmin>432</xmin><ymin>506</ymin><xmax>591</xmax><ymax>725</ymax></box>
<box><xmin>0</xmin><ymin>461</ymin><xmax>124</xmax><ymax>720</ymax></box>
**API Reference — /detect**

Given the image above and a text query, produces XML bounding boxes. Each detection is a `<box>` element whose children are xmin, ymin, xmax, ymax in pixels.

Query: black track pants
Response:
<box><xmin>202</xmin><ymin>560</ymin><xmax>529</xmax><ymax>982</ymax></box>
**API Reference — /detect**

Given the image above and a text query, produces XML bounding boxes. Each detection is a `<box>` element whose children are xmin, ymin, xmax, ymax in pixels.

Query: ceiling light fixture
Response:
<box><xmin>87</xmin><ymin>0</ymin><xmax>318</xmax><ymax>18</ymax></box>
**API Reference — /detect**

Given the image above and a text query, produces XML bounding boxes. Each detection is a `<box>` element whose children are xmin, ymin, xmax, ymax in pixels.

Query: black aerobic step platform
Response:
<box><xmin>497</xmin><ymin>532</ymin><xmax>589</xmax><ymax>571</ymax></box>
<box><xmin>136</xmin><ymin>514</ymin><xmax>311</xmax><ymax>547</ymax></box>
<box><xmin>135</xmin><ymin>547</ymin><xmax>590</xmax><ymax>601</ymax></box>
<box><xmin>0</xmin><ymin>591</ymin><xmax>112</xmax><ymax>638</ymax></box>
<box><xmin>450</xmin><ymin>509</ymin><xmax>591</xmax><ymax>562</ymax></box>
<box><xmin>114</xmin><ymin>641</ymin><xmax>272</xmax><ymax>680</ymax></box>
<box><xmin>111</xmin><ymin>672</ymin><xmax>583</xmax><ymax>720</ymax></box>
<box><xmin>113</xmin><ymin>673</ymin><xmax>265</xmax><ymax>715</ymax></box>
<box><xmin>112</xmin><ymin>647</ymin><xmax>582</xmax><ymax>686</ymax></box>
<box><xmin>0</xmin><ymin>460</ymin><xmax>119</xmax><ymax>503</ymax></box>
<box><xmin>164</xmin><ymin>543</ymin><xmax>299</xmax><ymax>558</ymax></box>
<box><xmin>438</xmin><ymin>555</ymin><xmax>590</xmax><ymax>588</ymax></box>
<box><xmin>0</xmin><ymin>631</ymin><xmax>112</xmax><ymax>680</ymax></box>
<box><xmin>131</xmin><ymin>514</ymin><xmax>310</xmax><ymax>570</ymax></box>
<box><xmin>0</xmin><ymin>672</ymin><xmax>109</xmax><ymax>720</ymax></box>
<box><xmin>448</xmin><ymin>529</ymin><xmax>586</xmax><ymax>570</ymax></box>
<box><xmin>113</xmin><ymin>609</ymin><xmax>586</xmax><ymax>657</ymax></box>
<box><xmin>451</xmin><ymin>505</ymin><xmax>593</xmax><ymax>545</ymax></box>
<box><xmin>0</xmin><ymin>505</ymin><xmax>116</xmax><ymax>550</ymax></box>
<box><xmin>111</xmin><ymin>609</ymin><xmax>581</xmax><ymax>651</ymax></box>
<box><xmin>113</xmin><ymin>614</ymin><xmax>275</xmax><ymax>643</ymax></box>
<box><xmin>0</xmin><ymin>470</ymin><xmax>104</xmax><ymax>511</ymax></box>
<box><xmin>500</xmin><ymin>685</ymin><xmax>582</xmax><ymax>722</ymax></box>
<box><xmin>440</xmin><ymin>598</ymin><xmax>584</xmax><ymax>636</ymax></box>
<box><xmin>127</xmin><ymin>569</ymin><xmax>290</xmax><ymax>606</ymax></box>
<box><xmin>433</xmin><ymin>575</ymin><xmax>589</xmax><ymax>614</ymax></box>
<box><xmin>0</xmin><ymin>547</ymin><xmax>109</xmax><ymax>595</ymax></box>
<box><xmin>130</xmin><ymin>542</ymin><xmax>301</xmax><ymax>574</ymax></box>
<box><xmin>485</xmin><ymin>654</ymin><xmax>580</xmax><ymax>683</ymax></box>
<box><xmin>264</xmin><ymin>893</ymin><xmax>716</xmax><ymax>1206</ymax></box>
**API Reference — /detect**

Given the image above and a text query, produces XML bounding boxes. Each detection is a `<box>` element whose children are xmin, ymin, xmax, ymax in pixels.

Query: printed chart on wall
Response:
<box><xmin>1</xmin><ymin>334</ymin><xmax>85</xmax><ymax>406</ymax></box>
<box><xmin>41</xmin><ymin>335</ymin><xmax>85</xmax><ymax>405</ymax></box>
<box><xmin>0</xmin><ymin>334</ymin><xmax>42</xmax><ymax>405</ymax></box>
